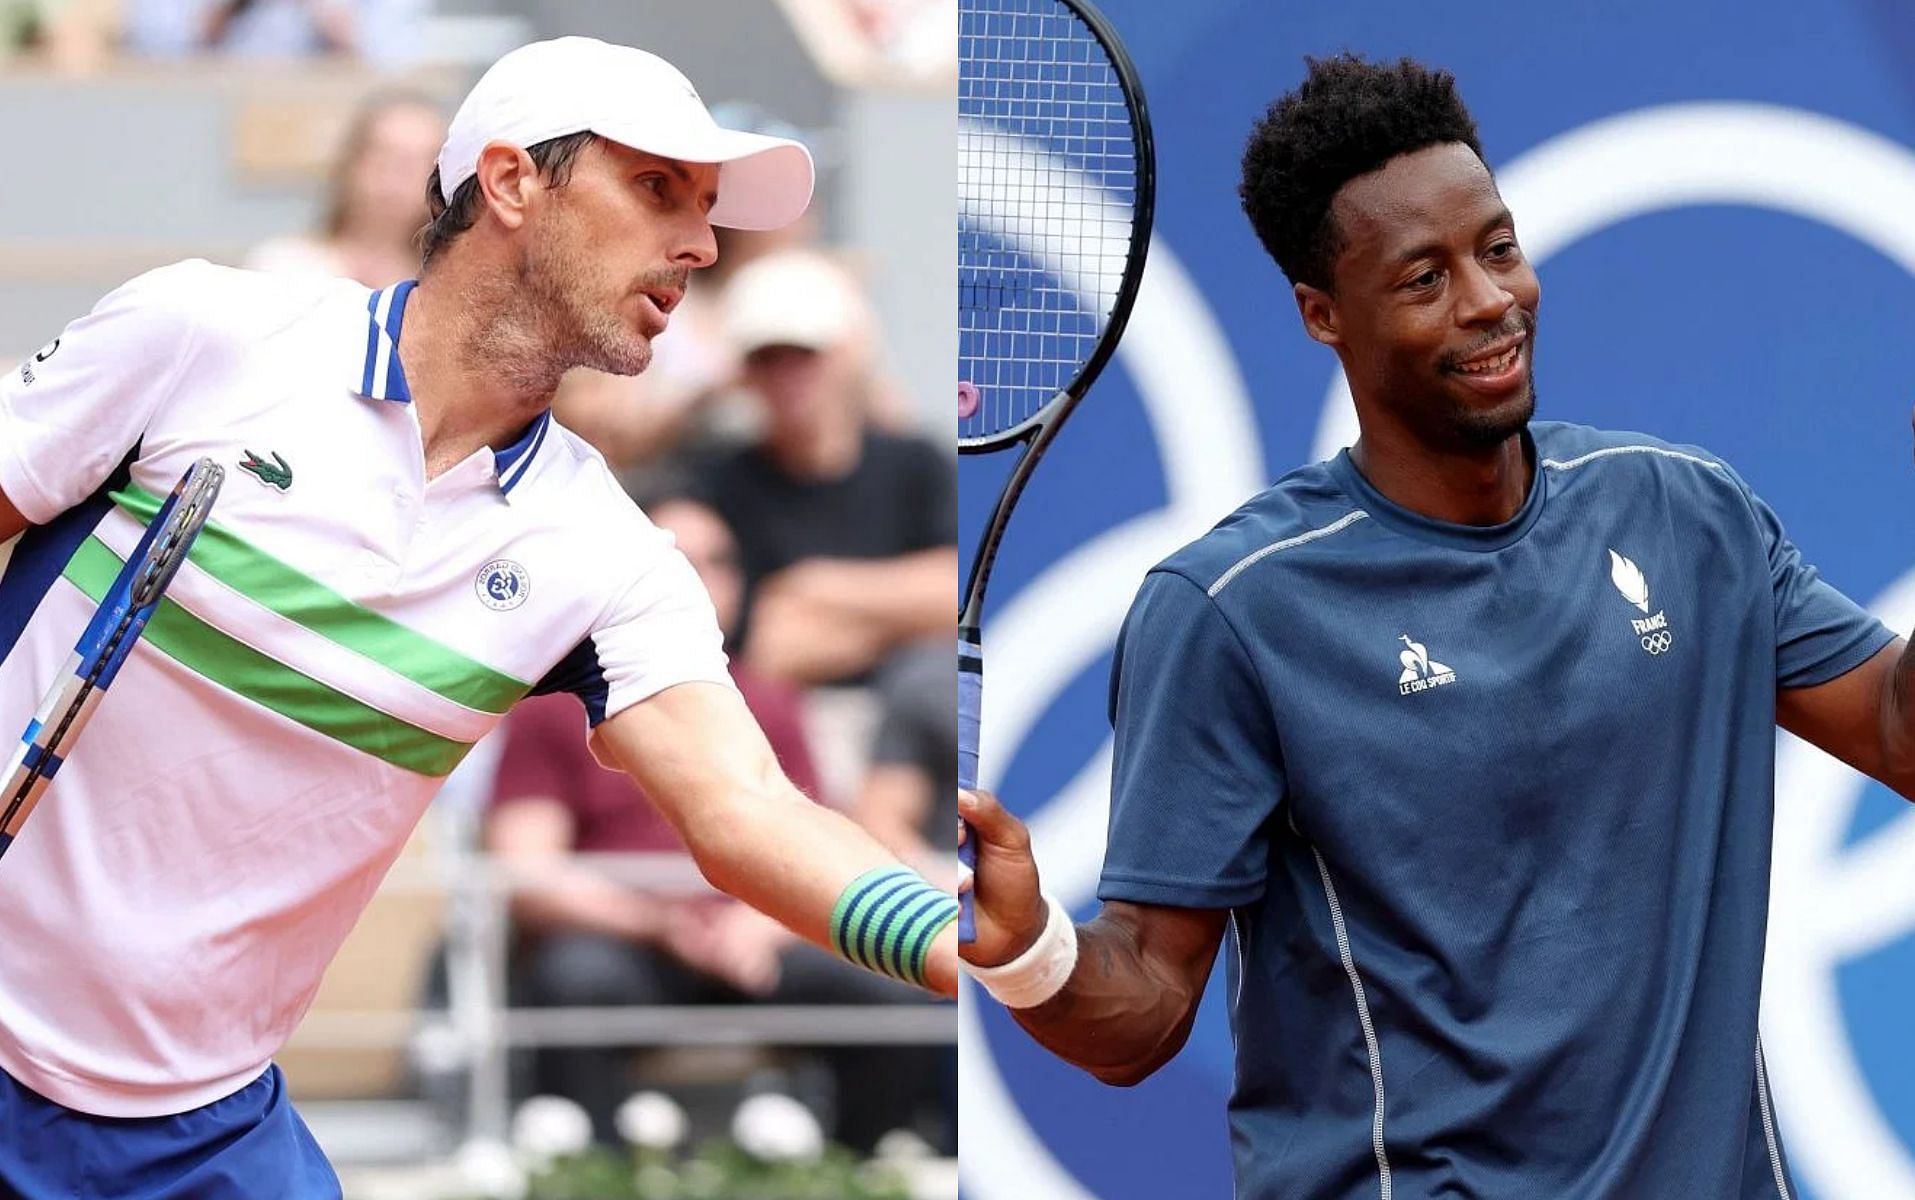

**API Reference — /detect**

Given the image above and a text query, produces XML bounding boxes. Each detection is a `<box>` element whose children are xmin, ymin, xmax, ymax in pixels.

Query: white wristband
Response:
<box><xmin>964</xmin><ymin>895</ymin><xmax>1078</xmax><ymax>1009</ymax></box>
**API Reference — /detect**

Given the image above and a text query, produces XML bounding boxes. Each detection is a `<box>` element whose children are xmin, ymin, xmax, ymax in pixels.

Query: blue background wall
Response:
<box><xmin>958</xmin><ymin>3</ymin><xmax>1915</xmax><ymax>1196</ymax></box>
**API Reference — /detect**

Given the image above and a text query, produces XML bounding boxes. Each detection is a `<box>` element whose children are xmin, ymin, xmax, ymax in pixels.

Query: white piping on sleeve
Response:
<box><xmin>1209</xmin><ymin>511</ymin><xmax>1368</xmax><ymax>597</ymax></box>
<box><xmin>1541</xmin><ymin>445</ymin><xmax>1724</xmax><ymax>473</ymax></box>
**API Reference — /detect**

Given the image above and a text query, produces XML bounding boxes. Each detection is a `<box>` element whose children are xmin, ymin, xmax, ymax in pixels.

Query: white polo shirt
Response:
<box><xmin>0</xmin><ymin>261</ymin><xmax>731</xmax><ymax>1116</ymax></box>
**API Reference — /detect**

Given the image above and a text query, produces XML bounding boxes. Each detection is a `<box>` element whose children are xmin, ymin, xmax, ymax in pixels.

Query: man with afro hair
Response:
<box><xmin>961</xmin><ymin>53</ymin><xmax>1910</xmax><ymax>1199</ymax></box>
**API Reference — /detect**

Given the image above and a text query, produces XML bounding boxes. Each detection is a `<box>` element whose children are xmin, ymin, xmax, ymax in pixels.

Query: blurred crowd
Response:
<box><xmin>3</xmin><ymin>0</ymin><xmax>428</xmax><ymax>69</ymax></box>
<box><xmin>3</xmin><ymin>0</ymin><xmax>958</xmax><ymax>79</ymax></box>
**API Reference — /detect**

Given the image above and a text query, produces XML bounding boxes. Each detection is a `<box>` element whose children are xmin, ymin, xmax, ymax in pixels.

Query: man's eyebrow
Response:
<box><xmin>1385</xmin><ymin>207</ymin><xmax>1515</xmax><ymax>268</ymax></box>
<box><xmin>657</xmin><ymin>157</ymin><xmax>720</xmax><ymax>211</ymax></box>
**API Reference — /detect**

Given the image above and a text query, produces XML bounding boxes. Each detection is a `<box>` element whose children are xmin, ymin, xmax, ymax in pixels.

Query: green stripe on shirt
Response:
<box><xmin>112</xmin><ymin>485</ymin><xmax>530</xmax><ymax>715</ymax></box>
<box><xmin>64</xmin><ymin>536</ymin><xmax>472</xmax><ymax>777</ymax></box>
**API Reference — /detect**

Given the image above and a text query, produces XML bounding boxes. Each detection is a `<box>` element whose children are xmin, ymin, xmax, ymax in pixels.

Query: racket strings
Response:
<box><xmin>958</xmin><ymin>0</ymin><xmax>1142</xmax><ymax>442</ymax></box>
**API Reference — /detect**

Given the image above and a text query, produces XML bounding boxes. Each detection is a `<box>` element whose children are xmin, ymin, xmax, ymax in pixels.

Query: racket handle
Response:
<box><xmin>958</xmin><ymin>630</ymin><xmax>982</xmax><ymax>944</ymax></box>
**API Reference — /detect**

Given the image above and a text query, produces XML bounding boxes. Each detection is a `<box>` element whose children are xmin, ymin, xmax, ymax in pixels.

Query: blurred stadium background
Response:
<box><xmin>1</xmin><ymin>2</ymin><xmax>955</xmax><ymax>1198</ymax></box>
<box><xmin>958</xmin><ymin>2</ymin><xmax>1915</xmax><ymax>1198</ymax></box>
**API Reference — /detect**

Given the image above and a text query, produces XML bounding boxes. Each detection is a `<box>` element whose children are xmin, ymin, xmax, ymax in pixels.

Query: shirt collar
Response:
<box><xmin>356</xmin><ymin>280</ymin><xmax>416</xmax><ymax>403</ymax></box>
<box><xmin>494</xmin><ymin>410</ymin><xmax>552</xmax><ymax>497</ymax></box>
<box><xmin>353</xmin><ymin>280</ymin><xmax>554</xmax><ymax>499</ymax></box>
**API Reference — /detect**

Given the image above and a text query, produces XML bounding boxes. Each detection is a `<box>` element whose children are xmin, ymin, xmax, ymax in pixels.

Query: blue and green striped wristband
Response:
<box><xmin>829</xmin><ymin>866</ymin><xmax>959</xmax><ymax>989</ymax></box>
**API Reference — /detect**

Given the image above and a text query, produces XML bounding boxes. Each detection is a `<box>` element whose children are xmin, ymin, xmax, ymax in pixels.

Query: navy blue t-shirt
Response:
<box><xmin>1099</xmin><ymin>422</ymin><xmax>1896</xmax><ymax>1199</ymax></box>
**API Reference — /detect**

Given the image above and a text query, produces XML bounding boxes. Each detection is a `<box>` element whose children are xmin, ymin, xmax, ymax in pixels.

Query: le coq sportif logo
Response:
<box><xmin>1396</xmin><ymin>634</ymin><xmax>1457</xmax><ymax>695</ymax></box>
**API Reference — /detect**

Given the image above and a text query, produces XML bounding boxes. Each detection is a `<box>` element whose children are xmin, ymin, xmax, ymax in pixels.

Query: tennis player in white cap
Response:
<box><xmin>0</xmin><ymin>37</ymin><xmax>956</xmax><ymax>1197</ymax></box>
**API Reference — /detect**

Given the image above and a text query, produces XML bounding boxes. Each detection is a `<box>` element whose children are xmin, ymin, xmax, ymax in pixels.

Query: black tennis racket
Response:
<box><xmin>0</xmin><ymin>457</ymin><xmax>223</xmax><ymax>858</ymax></box>
<box><xmin>957</xmin><ymin>0</ymin><xmax>1154</xmax><ymax>941</ymax></box>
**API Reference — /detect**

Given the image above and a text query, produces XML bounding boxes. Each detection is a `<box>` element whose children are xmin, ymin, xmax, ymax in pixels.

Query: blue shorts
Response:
<box><xmin>0</xmin><ymin>1063</ymin><xmax>340</xmax><ymax>1199</ymax></box>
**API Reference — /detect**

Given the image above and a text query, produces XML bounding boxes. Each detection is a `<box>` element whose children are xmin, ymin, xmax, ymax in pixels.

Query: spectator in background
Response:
<box><xmin>486</xmin><ymin>496</ymin><xmax>947</xmax><ymax>1151</ymax></box>
<box><xmin>845</xmin><ymin>0</ymin><xmax>956</xmax><ymax>78</ymax></box>
<box><xmin>6</xmin><ymin>0</ymin><xmax>115</xmax><ymax>72</ymax></box>
<box><xmin>693</xmin><ymin>250</ymin><xmax>955</xmax><ymax>687</ymax></box>
<box><xmin>855</xmin><ymin>645</ymin><xmax>957</xmax><ymax>888</ymax></box>
<box><xmin>244</xmin><ymin>91</ymin><xmax>442</xmax><ymax>288</ymax></box>
<box><xmin>125</xmin><ymin>0</ymin><xmax>422</xmax><ymax>64</ymax></box>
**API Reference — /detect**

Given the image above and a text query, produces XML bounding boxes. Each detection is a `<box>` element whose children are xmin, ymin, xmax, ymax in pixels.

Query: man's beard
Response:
<box><xmin>1432</xmin><ymin>314</ymin><xmax>1537</xmax><ymax>451</ymax></box>
<box><xmin>1443</xmin><ymin>377</ymin><xmax>1537</xmax><ymax>450</ymax></box>
<box><xmin>517</xmin><ymin>222</ymin><xmax>656</xmax><ymax>379</ymax></box>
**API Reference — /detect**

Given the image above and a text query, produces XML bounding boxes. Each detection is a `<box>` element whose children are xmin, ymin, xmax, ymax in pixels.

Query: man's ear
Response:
<box><xmin>473</xmin><ymin>141</ymin><xmax>540</xmax><ymax>232</ymax></box>
<box><xmin>1296</xmin><ymin>281</ymin><xmax>1341</xmax><ymax>348</ymax></box>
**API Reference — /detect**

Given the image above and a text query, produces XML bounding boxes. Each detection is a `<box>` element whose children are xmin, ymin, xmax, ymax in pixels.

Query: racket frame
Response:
<box><xmin>958</xmin><ymin>0</ymin><xmax>1156</xmax><ymax>629</ymax></box>
<box><xmin>0</xmin><ymin>458</ymin><xmax>224</xmax><ymax>856</ymax></box>
<box><xmin>958</xmin><ymin>0</ymin><xmax>1156</xmax><ymax>944</ymax></box>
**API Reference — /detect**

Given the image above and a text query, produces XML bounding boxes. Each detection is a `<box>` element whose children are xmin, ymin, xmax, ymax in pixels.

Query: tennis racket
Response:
<box><xmin>0</xmin><ymin>457</ymin><xmax>224</xmax><ymax>858</ymax></box>
<box><xmin>957</xmin><ymin>0</ymin><xmax>1154</xmax><ymax>941</ymax></box>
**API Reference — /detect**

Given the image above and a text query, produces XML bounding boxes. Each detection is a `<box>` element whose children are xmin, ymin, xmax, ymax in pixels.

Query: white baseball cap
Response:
<box><xmin>724</xmin><ymin>251</ymin><xmax>871</xmax><ymax>354</ymax></box>
<box><xmin>437</xmin><ymin>36</ymin><xmax>815</xmax><ymax>231</ymax></box>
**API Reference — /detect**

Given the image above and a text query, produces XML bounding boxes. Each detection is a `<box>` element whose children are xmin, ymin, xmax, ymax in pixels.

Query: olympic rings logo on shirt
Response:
<box><xmin>1640</xmin><ymin>630</ymin><xmax>1674</xmax><ymax>655</ymax></box>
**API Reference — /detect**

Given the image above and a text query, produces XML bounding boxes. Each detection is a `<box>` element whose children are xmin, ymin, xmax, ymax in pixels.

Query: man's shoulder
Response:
<box><xmin>539</xmin><ymin>417</ymin><xmax>613</xmax><ymax>479</ymax></box>
<box><xmin>103</xmin><ymin>262</ymin><xmax>369</xmax><ymax>371</ymax></box>
<box><xmin>525</xmin><ymin>418</ymin><xmax>647</xmax><ymax>526</ymax></box>
<box><xmin>1533</xmin><ymin>420</ymin><xmax>1750</xmax><ymax>516</ymax></box>
<box><xmin>117</xmin><ymin>259</ymin><xmax>364</xmax><ymax>338</ymax></box>
<box><xmin>1533</xmin><ymin>420</ymin><xmax>1734</xmax><ymax>481</ymax></box>
<box><xmin>517</xmin><ymin>422</ymin><xmax>709</xmax><ymax>591</ymax></box>
<box><xmin>1152</xmin><ymin>458</ymin><xmax>1367</xmax><ymax>600</ymax></box>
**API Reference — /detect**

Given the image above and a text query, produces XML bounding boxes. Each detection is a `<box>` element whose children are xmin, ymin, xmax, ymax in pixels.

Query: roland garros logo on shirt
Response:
<box><xmin>1608</xmin><ymin>549</ymin><xmax>1674</xmax><ymax>655</ymax></box>
<box><xmin>476</xmin><ymin>559</ymin><xmax>530</xmax><ymax>611</ymax></box>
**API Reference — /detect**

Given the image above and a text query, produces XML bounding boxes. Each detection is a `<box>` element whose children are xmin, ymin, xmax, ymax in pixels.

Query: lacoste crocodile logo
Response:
<box><xmin>239</xmin><ymin>450</ymin><xmax>292</xmax><ymax>491</ymax></box>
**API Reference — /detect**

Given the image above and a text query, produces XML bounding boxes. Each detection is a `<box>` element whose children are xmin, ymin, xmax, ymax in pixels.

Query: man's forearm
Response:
<box><xmin>680</xmin><ymin>780</ymin><xmax>958</xmax><ymax>995</ymax></box>
<box><xmin>1778</xmin><ymin>637</ymin><xmax>1915</xmax><ymax>795</ymax></box>
<box><xmin>595</xmin><ymin>683</ymin><xmax>958</xmax><ymax>995</ymax></box>
<box><xmin>1008</xmin><ymin>911</ymin><xmax>1207</xmax><ymax>1087</ymax></box>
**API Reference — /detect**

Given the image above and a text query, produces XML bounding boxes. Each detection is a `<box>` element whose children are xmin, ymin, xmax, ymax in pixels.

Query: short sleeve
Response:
<box><xmin>1732</xmin><ymin>471</ymin><xmax>1896</xmax><ymax>689</ymax></box>
<box><xmin>1097</xmin><ymin>569</ymin><xmax>1286</xmax><ymax>909</ymax></box>
<box><xmin>0</xmin><ymin>265</ymin><xmax>200</xmax><ymax>524</ymax></box>
<box><xmin>532</xmin><ymin>520</ymin><xmax>735</xmax><ymax>726</ymax></box>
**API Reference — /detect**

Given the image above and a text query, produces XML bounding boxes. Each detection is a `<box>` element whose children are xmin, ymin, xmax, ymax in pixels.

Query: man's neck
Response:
<box><xmin>399</xmin><ymin>267</ymin><xmax>563</xmax><ymax>479</ymax></box>
<box><xmin>1348</xmin><ymin>418</ymin><xmax>1532</xmax><ymax>527</ymax></box>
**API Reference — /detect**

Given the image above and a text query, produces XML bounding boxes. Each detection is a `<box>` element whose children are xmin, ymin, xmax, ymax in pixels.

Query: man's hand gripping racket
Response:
<box><xmin>0</xmin><ymin>458</ymin><xmax>223</xmax><ymax>858</ymax></box>
<box><xmin>957</xmin><ymin>0</ymin><xmax>1153</xmax><ymax>943</ymax></box>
